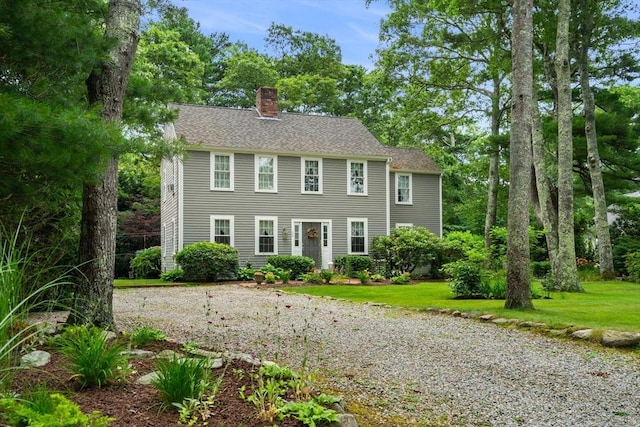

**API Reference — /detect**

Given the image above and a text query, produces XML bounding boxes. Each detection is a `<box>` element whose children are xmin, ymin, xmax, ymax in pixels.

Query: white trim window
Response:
<box><xmin>210</xmin><ymin>153</ymin><xmax>234</xmax><ymax>191</ymax></box>
<box><xmin>255</xmin><ymin>155</ymin><xmax>277</xmax><ymax>192</ymax></box>
<box><xmin>210</xmin><ymin>215</ymin><xmax>234</xmax><ymax>246</ymax></box>
<box><xmin>396</xmin><ymin>173</ymin><xmax>412</xmax><ymax>204</ymax></box>
<box><xmin>347</xmin><ymin>160</ymin><xmax>367</xmax><ymax>195</ymax></box>
<box><xmin>256</xmin><ymin>216</ymin><xmax>278</xmax><ymax>255</ymax></box>
<box><xmin>348</xmin><ymin>218</ymin><xmax>368</xmax><ymax>254</ymax></box>
<box><xmin>301</xmin><ymin>158</ymin><xmax>322</xmax><ymax>194</ymax></box>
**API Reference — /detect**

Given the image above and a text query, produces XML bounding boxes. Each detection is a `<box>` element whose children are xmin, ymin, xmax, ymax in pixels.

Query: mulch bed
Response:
<box><xmin>4</xmin><ymin>340</ymin><xmax>303</xmax><ymax>427</ymax></box>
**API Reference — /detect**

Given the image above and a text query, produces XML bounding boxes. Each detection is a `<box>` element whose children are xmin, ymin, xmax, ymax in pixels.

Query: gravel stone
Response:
<box><xmin>113</xmin><ymin>284</ymin><xmax>640</xmax><ymax>427</ymax></box>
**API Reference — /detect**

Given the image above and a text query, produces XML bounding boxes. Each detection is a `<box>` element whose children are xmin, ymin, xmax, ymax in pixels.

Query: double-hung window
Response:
<box><xmin>256</xmin><ymin>216</ymin><xmax>277</xmax><ymax>255</ymax></box>
<box><xmin>396</xmin><ymin>173</ymin><xmax>412</xmax><ymax>204</ymax></box>
<box><xmin>210</xmin><ymin>153</ymin><xmax>234</xmax><ymax>191</ymax></box>
<box><xmin>302</xmin><ymin>158</ymin><xmax>322</xmax><ymax>193</ymax></box>
<box><xmin>347</xmin><ymin>218</ymin><xmax>368</xmax><ymax>254</ymax></box>
<box><xmin>255</xmin><ymin>155</ymin><xmax>277</xmax><ymax>192</ymax></box>
<box><xmin>211</xmin><ymin>215</ymin><xmax>234</xmax><ymax>246</ymax></box>
<box><xmin>348</xmin><ymin>160</ymin><xmax>367</xmax><ymax>195</ymax></box>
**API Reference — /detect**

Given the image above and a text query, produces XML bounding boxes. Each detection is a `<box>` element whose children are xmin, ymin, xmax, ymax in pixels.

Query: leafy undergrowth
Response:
<box><xmin>2</xmin><ymin>338</ymin><xmax>339</xmax><ymax>427</ymax></box>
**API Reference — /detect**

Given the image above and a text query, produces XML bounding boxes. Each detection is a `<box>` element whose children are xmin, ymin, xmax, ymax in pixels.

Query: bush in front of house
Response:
<box><xmin>266</xmin><ymin>255</ymin><xmax>315</xmax><ymax>279</ymax></box>
<box><xmin>333</xmin><ymin>255</ymin><xmax>372</xmax><ymax>277</ymax></box>
<box><xmin>175</xmin><ymin>242</ymin><xmax>239</xmax><ymax>282</ymax></box>
<box><xmin>625</xmin><ymin>251</ymin><xmax>640</xmax><ymax>282</ymax></box>
<box><xmin>129</xmin><ymin>247</ymin><xmax>161</xmax><ymax>279</ymax></box>
<box><xmin>371</xmin><ymin>226</ymin><xmax>441</xmax><ymax>277</ymax></box>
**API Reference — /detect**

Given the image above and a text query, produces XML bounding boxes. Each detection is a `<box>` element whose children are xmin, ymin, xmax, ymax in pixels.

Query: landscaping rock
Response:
<box><xmin>155</xmin><ymin>349</ymin><xmax>183</xmax><ymax>359</ymax></box>
<box><xmin>572</xmin><ymin>329</ymin><xmax>594</xmax><ymax>340</ymax></box>
<box><xmin>492</xmin><ymin>318</ymin><xmax>510</xmax><ymax>324</ymax></box>
<box><xmin>335</xmin><ymin>413</ymin><xmax>359</xmax><ymax>427</ymax></box>
<box><xmin>187</xmin><ymin>347</ymin><xmax>222</xmax><ymax>358</ymax></box>
<box><xmin>121</xmin><ymin>349</ymin><xmax>155</xmax><ymax>358</ymax></box>
<box><xmin>517</xmin><ymin>321</ymin><xmax>546</xmax><ymax>328</ymax></box>
<box><xmin>136</xmin><ymin>371</ymin><xmax>159</xmax><ymax>385</ymax></box>
<box><xmin>601</xmin><ymin>330</ymin><xmax>640</xmax><ymax>348</ymax></box>
<box><xmin>479</xmin><ymin>314</ymin><xmax>494</xmax><ymax>321</ymax></box>
<box><xmin>20</xmin><ymin>350</ymin><xmax>50</xmax><ymax>367</ymax></box>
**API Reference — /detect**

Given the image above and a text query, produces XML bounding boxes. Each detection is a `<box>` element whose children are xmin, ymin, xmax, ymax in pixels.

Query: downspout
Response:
<box><xmin>386</xmin><ymin>158</ymin><xmax>391</xmax><ymax>235</ymax></box>
<box><xmin>439</xmin><ymin>173</ymin><xmax>443</xmax><ymax>238</ymax></box>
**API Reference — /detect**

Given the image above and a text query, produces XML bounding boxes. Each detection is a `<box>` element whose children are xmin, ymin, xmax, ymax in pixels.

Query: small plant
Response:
<box><xmin>356</xmin><ymin>270</ymin><xmax>370</xmax><ymax>285</ymax></box>
<box><xmin>390</xmin><ymin>272</ymin><xmax>411</xmax><ymax>285</ymax></box>
<box><xmin>279</xmin><ymin>400</ymin><xmax>339</xmax><ymax>427</ymax></box>
<box><xmin>152</xmin><ymin>355</ymin><xmax>213</xmax><ymax>411</ymax></box>
<box><xmin>182</xmin><ymin>341</ymin><xmax>200</xmax><ymax>353</ymax></box>
<box><xmin>265</xmin><ymin>271</ymin><xmax>277</xmax><ymax>284</ymax></box>
<box><xmin>481</xmin><ymin>278</ymin><xmax>507</xmax><ymax>299</ymax></box>
<box><xmin>371</xmin><ymin>273</ymin><xmax>385</xmax><ymax>282</ymax></box>
<box><xmin>129</xmin><ymin>325</ymin><xmax>166</xmax><ymax>347</ymax></box>
<box><xmin>173</xmin><ymin>379</ymin><xmax>223</xmax><ymax>426</ymax></box>
<box><xmin>0</xmin><ymin>392</ymin><xmax>114</xmax><ymax>427</ymax></box>
<box><xmin>302</xmin><ymin>271</ymin><xmax>324</xmax><ymax>284</ymax></box>
<box><xmin>278</xmin><ymin>269</ymin><xmax>292</xmax><ymax>284</ymax></box>
<box><xmin>237</xmin><ymin>266</ymin><xmax>256</xmax><ymax>281</ymax></box>
<box><xmin>56</xmin><ymin>325</ymin><xmax>128</xmax><ymax>388</ymax></box>
<box><xmin>320</xmin><ymin>269</ymin><xmax>333</xmax><ymax>284</ymax></box>
<box><xmin>160</xmin><ymin>269</ymin><xmax>184</xmax><ymax>282</ymax></box>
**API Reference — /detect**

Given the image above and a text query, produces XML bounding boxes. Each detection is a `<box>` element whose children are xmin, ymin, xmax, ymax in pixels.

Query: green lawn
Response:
<box><xmin>114</xmin><ymin>278</ymin><xmax>175</xmax><ymax>288</ymax></box>
<box><xmin>285</xmin><ymin>281</ymin><xmax>640</xmax><ymax>332</ymax></box>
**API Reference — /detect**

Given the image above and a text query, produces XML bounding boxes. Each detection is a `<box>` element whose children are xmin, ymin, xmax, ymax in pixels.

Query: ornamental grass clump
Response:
<box><xmin>152</xmin><ymin>355</ymin><xmax>214</xmax><ymax>411</ymax></box>
<box><xmin>57</xmin><ymin>325</ymin><xmax>128</xmax><ymax>389</ymax></box>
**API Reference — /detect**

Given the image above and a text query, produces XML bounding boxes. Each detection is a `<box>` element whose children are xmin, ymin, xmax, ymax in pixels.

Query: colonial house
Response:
<box><xmin>160</xmin><ymin>87</ymin><xmax>442</xmax><ymax>272</ymax></box>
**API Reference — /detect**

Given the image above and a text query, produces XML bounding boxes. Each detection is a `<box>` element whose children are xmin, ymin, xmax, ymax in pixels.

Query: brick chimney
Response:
<box><xmin>256</xmin><ymin>87</ymin><xmax>278</xmax><ymax>118</ymax></box>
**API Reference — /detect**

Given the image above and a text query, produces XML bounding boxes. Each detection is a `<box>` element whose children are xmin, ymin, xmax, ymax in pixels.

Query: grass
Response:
<box><xmin>284</xmin><ymin>281</ymin><xmax>640</xmax><ymax>332</ymax></box>
<box><xmin>114</xmin><ymin>278</ymin><xmax>177</xmax><ymax>288</ymax></box>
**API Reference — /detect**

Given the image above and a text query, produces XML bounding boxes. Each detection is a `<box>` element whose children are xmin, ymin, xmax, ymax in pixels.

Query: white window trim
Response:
<box><xmin>395</xmin><ymin>173</ymin><xmax>413</xmax><ymax>204</ymax></box>
<box><xmin>255</xmin><ymin>216</ymin><xmax>278</xmax><ymax>255</ymax></box>
<box><xmin>301</xmin><ymin>157</ymin><xmax>323</xmax><ymax>194</ymax></box>
<box><xmin>347</xmin><ymin>217</ymin><xmax>368</xmax><ymax>255</ymax></box>
<box><xmin>210</xmin><ymin>215</ymin><xmax>235</xmax><ymax>246</ymax></box>
<box><xmin>255</xmin><ymin>155</ymin><xmax>278</xmax><ymax>193</ymax></box>
<box><xmin>347</xmin><ymin>160</ymin><xmax>368</xmax><ymax>196</ymax></box>
<box><xmin>210</xmin><ymin>152</ymin><xmax>234</xmax><ymax>191</ymax></box>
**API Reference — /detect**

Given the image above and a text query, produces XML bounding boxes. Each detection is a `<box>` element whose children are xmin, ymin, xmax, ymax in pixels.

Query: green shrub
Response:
<box><xmin>129</xmin><ymin>247</ymin><xmax>161</xmax><ymax>279</ymax></box>
<box><xmin>160</xmin><ymin>269</ymin><xmax>184</xmax><ymax>282</ymax></box>
<box><xmin>57</xmin><ymin>325</ymin><xmax>128</xmax><ymax>389</ymax></box>
<box><xmin>0</xmin><ymin>392</ymin><xmax>113</xmax><ymax>427</ymax></box>
<box><xmin>279</xmin><ymin>400</ymin><xmax>339</xmax><ymax>426</ymax></box>
<box><xmin>356</xmin><ymin>270</ymin><xmax>370</xmax><ymax>285</ymax></box>
<box><xmin>371</xmin><ymin>226</ymin><xmax>441</xmax><ymax>277</ymax></box>
<box><xmin>175</xmin><ymin>242</ymin><xmax>239</xmax><ymax>282</ymax></box>
<box><xmin>320</xmin><ymin>269</ymin><xmax>334</xmax><ymax>284</ymax></box>
<box><xmin>441</xmin><ymin>231</ymin><xmax>488</xmax><ymax>264</ymax></box>
<box><xmin>278</xmin><ymin>269</ymin><xmax>291</xmax><ymax>284</ymax></box>
<box><xmin>390</xmin><ymin>272</ymin><xmax>411</xmax><ymax>285</ymax></box>
<box><xmin>266</xmin><ymin>255</ymin><xmax>314</xmax><ymax>279</ymax></box>
<box><xmin>333</xmin><ymin>255</ymin><xmax>372</xmax><ymax>277</ymax></box>
<box><xmin>302</xmin><ymin>271</ymin><xmax>324</xmax><ymax>284</ymax></box>
<box><xmin>371</xmin><ymin>273</ymin><xmax>385</xmax><ymax>282</ymax></box>
<box><xmin>625</xmin><ymin>252</ymin><xmax>640</xmax><ymax>282</ymax></box>
<box><xmin>152</xmin><ymin>355</ymin><xmax>212</xmax><ymax>410</ymax></box>
<box><xmin>481</xmin><ymin>278</ymin><xmax>507</xmax><ymax>299</ymax></box>
<box><xmin>442</xmin><ymin>260</ymin><xmax>484</xmax><ymax>298</ymax></box>
<box><xmin>129</xmin><ymin>325</ymin><xmax>165</xmax><ymax>348</ymax></box>
<box><xmin>531</xmin><ymin>261</ymin><xmax>551</xmax><ymax>279</ymax></box>
<box><xmin>237</xmin><ymin>266</ymin><xmax>255</xmax><ymax>281</ymax></box>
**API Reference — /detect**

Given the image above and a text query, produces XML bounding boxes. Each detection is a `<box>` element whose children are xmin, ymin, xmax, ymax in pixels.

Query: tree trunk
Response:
<box><xmin>531</xmin><ymin>94</ymin><xmax>561</xmax><ymax>281</ymax></box>
<box><xmin>68</xmin><ymin>0</ymin><xmax>141</xmax><ymax>329</ymax></box>
<box><xmin>484</xmin><ymin>76</ymin><xmax>502</xmax><ymax>251</ymax></box>
<box><xmin>505</xmin><ymin>0</ymin><xmax>534</xmax><ymax>310</ymax></box>
<box><xmin>578</xmin><ymin>0</ymin><xmax>615</xmax><ymax>279</ymax></box>
<box><xmin>554</xmin><ymin>0</ymin><xmax>583</xmax><ymax>292</ymax></box>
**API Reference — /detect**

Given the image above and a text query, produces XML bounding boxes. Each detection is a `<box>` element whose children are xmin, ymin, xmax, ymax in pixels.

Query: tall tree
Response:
<box><xmin>505</xmin><ymin>0</ymin><xmax>534</xmax><ymax>309</ymax></box>
<box><xmin>68</xmin><ymin>0</ymin><xmax>142</xmax><ymax>328</ymax></box>
<box><xmin>554</xmin><ymin>0</ymin><xmax>583</xmax><ymax>291</ymax></box>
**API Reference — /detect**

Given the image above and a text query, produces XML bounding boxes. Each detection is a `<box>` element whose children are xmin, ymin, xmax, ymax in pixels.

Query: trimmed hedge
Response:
<box><xmin>175</xmin><ymin>242</ymin><xmax>238</xmax><ymax>282</ymax></box>
<box><xmin>266</xmin><ymin>255</ymin><xmax>315</xmax><ymax>279</ymax></box>
<box><xmin>333</xmin><ymin>255</ymin><xmax>372</xmax><ymax>276</ymax></box>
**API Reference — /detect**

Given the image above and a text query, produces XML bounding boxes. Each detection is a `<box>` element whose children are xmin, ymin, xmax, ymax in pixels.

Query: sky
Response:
<box><xmin>175</xmin><ymin>0</ymin><xmax>392</xmax><ymax>69</ymax></box>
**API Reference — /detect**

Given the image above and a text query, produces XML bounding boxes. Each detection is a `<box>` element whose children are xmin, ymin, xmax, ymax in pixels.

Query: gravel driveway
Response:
<box><xmin>113</xmin><ymin>284</ymin><xmax>640</xmax><ymax>427</ymax></box>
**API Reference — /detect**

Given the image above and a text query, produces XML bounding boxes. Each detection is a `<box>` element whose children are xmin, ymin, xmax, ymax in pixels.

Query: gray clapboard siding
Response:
<box><xmin>389</xmin><ymin>172</ymin><xmax>441</xmax><ymax>237</ymax></box>
<box><xmin>181</xmin><ymin>150</ymin><xmax>388</xmax><ymax>266</ymax></box>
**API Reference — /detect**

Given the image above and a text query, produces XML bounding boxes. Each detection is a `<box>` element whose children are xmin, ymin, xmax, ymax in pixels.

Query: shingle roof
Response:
<box><xmin>385</xmin><ymin>147</ymin><xmax>442</xmax><ymax>174</ymax></box>
<box><xmin>168</xmin><ymin>104</ymin><xmax>441</xmax><ymax>173</ymax></box>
